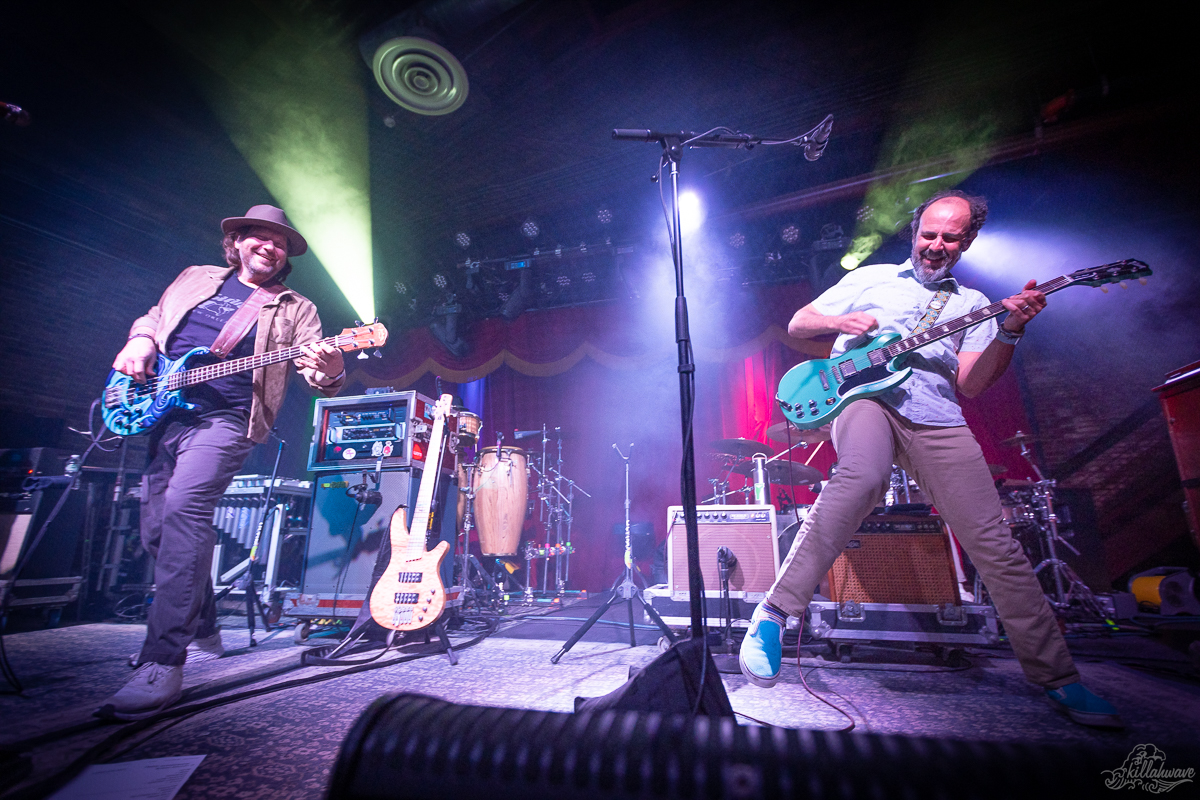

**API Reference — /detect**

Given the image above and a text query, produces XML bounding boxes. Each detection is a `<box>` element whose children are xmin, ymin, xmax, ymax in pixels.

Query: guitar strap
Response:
<box><xmin>910</xmin><ymin>284</ymin><xmax>953</xmax><ymax>335</ymax></box>
<box><xmin>209</xmin><ymin>283</ymin><xmax>286</xmax><ymax>358</ymax></box>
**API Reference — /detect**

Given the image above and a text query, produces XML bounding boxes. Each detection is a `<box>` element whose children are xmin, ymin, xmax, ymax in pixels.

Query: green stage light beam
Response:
<box><xmin>143</xmin><ymin>1</ymin><xmax>375</xmax><ymax>322</ymax></box>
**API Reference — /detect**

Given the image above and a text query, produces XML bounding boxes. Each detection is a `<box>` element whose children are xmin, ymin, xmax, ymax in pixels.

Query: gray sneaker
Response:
<box><xmin>129</xmin><ymin>631</ymin><xmax>225</xmax><ymax>668</ymax></box>
<box><xmin>96</xmin><ymin>662</ymin><xmax>182</xmax><ymax>720</ymax></box>
<box><xmin>186</xmin><ymin>631</ymin><xmax>225</xmax><ymax>664</ymax></box>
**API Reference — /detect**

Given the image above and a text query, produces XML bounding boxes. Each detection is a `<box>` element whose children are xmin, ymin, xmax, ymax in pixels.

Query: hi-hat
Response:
<box><xmin>731</xmin><ymin>459</ymin><xmax>823</xmax><ymax>485</ymax></box>
<box><xmin>710</xmin><ymin>438</ymin><xmax>774</xmax><ymax>459</ymax></box>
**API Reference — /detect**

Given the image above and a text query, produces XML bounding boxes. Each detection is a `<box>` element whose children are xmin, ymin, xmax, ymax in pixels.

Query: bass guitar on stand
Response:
<box><xmin>368</xmin><ymin>394</ymin><xmax>455</xmax><ymax>659</ymax></box>
<box><xmin>776</xmin><ymin>260</ymin><xmax>1152</xmax><ymax>429</ymax></box>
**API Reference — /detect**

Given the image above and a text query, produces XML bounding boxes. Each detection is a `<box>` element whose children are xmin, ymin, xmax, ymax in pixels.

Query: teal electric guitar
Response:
<box><xmin>101</xmin><ymin>322</ymin><xmax>387</xmax><ymax>436</ymax></box>
<box><xmin>776</xmin><ymin>260</ymin><xmax>1152</xmax><ymax>429</ymax></box>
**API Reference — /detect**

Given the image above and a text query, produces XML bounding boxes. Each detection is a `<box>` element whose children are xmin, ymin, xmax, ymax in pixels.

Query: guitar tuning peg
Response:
<box><xmin>1100</xmin><ymin>286</ymin><xmax>1109</xmax><ymax>293</ymax></box>
<box><xmin>357</xmin><ymin>351</ymin><xmax>369</xmax><ymax>360</ymax></box>
<box><xmin>1119</xmin><ymin>281</ymin><xmax>1128</xmax><ymax>289</ymax></box>
<box><xmin>1138</xmin><ymin>277</ymin><xmax>1148</xmax><ymax>285</ymax></box>
<box><xmin>354</xmin><ymin>319</ymin><xmax>362</xmax><ymax>326</ymax></box>
<box><xmin>372</xmin><ymin>349</ymin><xmax>382</xmax><ymax>358</ymax></box>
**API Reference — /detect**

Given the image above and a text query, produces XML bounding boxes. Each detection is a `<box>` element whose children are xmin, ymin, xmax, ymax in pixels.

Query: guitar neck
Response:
<box><xmin>166</xmin><ymin>333</ymin><xmax>348</xmax><ymax>390</ymax></box>
<box><xmin>405</xmin><ymin>413</ymin><xmax>448</xmax><ymax>558</ymax></box>
<box><xmin>880</xmin><ymin>275</ymin><xmax>1075</xmax><ymax>360</ymax></box>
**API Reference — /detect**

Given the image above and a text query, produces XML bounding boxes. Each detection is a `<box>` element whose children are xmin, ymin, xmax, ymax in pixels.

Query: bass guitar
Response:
<box><xmin>369</xmin><ymin>393</ymin><xmax>452</xmax><ymax>632</ymax></box>
<box><xmin>776</xmin><ymin>260</ymin><xmax>1152</xmax><ymax>429</ymax></box>
<box><xmin>101</xmin><ymin>322</ymin><xmax>387</xmax><ymax>436</ymax></box>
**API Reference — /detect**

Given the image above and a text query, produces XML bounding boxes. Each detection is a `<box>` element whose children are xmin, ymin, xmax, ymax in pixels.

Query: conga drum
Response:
<box><xmin>455</xmin><ymin>411</ymin><xmax>482</xmax><ymax>449</ymax></box>
<box><xmin>473</xmin><ymin>447</ymin><xmax>528</xmax><ymax>556</ymax></box>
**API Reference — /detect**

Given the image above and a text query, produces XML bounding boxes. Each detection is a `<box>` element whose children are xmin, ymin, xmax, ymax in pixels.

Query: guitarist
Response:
<box><xmin>97</xmin><ymin>205</ymin><xmax>345</xmax><ymax>719</ymax></box>
<box><xmin>740</xmin><ymin>190</ymin><xmax>1124</xmax><ymax>729</ymax></box>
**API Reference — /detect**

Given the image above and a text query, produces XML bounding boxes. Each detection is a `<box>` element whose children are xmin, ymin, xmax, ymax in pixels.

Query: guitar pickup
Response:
<box><xmin>838</xmin><ymin>360</ymin><xmax>857</xmax><ymax>378</ymax></box>
<box><xmin>818</xmin><ymin>370</ymin><xmax>830</xmax><ymax>391</ymax></box>
<box><xmin>396</xmin><ymin>571</ymin><xmax>422</xmax><ymax>583</ymax></box>
<box><xmin>393</xmin><ymin>591</ymin><xmax>419</xmax><ymax>604</ymax></box>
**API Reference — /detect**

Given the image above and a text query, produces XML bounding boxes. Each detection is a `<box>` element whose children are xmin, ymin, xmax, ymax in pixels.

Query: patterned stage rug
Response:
<box><xmin>1</xmin><ymin>616</ymin><xmax>1197</xmax><ymax>799</ymax></box>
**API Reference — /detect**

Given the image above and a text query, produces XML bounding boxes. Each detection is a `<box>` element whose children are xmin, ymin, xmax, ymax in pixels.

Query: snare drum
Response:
<box><xmin>456</xmin><ymin>411</ymin><xmax>482</xmax><ymax>448</ymax></box>
<box><xmin>473</xmin><ymin>447</ymin><xmax>529</xmax><ymax>556</ymax></box>
<box><xmin>1000</xmin><ymin>498</ymin><xmax>1036</xmax><ymax>527</ymax></box>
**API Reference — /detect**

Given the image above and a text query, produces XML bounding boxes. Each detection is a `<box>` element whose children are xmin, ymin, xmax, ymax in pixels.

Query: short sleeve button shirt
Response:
<box><xmin>809</xmin><ymin>260</ymin><xmax>997</xmax><ymax>427</ymax></box>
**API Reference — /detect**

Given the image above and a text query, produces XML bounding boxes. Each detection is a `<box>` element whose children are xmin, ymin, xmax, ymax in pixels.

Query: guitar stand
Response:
<box><xmin>423</xmin><ymin>618</ymin><xmax>458</xmax><ymax>665</ymax></box>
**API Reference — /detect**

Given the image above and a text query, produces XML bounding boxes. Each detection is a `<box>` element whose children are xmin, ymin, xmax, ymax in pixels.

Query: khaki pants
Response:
<box><xmin>766</xmin><ymin>399</ymin><xmax>1078</xmax><ymax>689</ymax></box>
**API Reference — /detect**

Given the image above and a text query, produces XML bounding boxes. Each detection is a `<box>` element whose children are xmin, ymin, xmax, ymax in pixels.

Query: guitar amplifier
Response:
<box><xmin>827</xmin><ymin>514</ymin><xmax>960</xmax><ymax>605</ymax></box>
<box><xmin>665</xmin><ymin>505</ymin><xmax>778</xmax><ymax>601</ymax></box>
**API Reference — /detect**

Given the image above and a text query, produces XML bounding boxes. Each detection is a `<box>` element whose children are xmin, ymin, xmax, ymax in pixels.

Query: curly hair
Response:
<box><xmin>222</xmin><ymin>229</ymin><xmax>292</xmax><ymax>281</ymax></box>
<box><xmin>909</xmin><ymin>189</ymin><xmax>988</xmax><ymax>241</ymax></box>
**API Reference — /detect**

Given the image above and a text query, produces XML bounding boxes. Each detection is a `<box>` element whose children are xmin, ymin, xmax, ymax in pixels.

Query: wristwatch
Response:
<box><xmin>995</xmin><ymin>326</ymin><xmax>1023</xmax><ymax>345</ymax></box>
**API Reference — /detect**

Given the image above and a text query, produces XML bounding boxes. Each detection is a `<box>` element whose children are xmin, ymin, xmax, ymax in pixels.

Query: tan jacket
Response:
<box><xmin>129</xmin><ymin>264</ymin><xmax>344</xmax><ymax>443</ymax></box>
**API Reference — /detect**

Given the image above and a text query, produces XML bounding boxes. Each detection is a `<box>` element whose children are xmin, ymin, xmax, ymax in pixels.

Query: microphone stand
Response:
<box><xmin>611</xmin><ymin>116</ymin><xmax>833</xmax><ymax>641</ymax></box>
<box><xmin>550</xmin><ymin>443</ymin><xmax>677</xmax><ymax>663</ymax></box>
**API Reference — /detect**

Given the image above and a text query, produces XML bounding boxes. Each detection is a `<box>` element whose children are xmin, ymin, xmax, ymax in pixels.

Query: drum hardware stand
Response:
<box><xmin>1008</xmin><ymin>431</ymin><xmax>1100</xmax><ymax>613</ymax></box>
<box><xmin>550</xmin><ymin>444</ymin><xmax>677</xmax><ymax>664</ymax></box>
<box><xmin>528</xmin><ymin>426</ymin><xmax>590</xmax><ymax>598</ymax></box>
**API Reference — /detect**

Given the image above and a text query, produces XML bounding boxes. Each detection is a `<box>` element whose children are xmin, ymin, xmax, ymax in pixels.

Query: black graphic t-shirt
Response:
<box><xmin>166</xmin><ymin>273</ymin><xmax>262</xmax><ymax>413</ymax></box>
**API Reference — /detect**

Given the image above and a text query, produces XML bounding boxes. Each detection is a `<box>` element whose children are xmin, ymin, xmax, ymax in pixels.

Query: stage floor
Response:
<box><xmin>2</xmin><ymin>597</ymin><xmax>1198</xmax><ymax>799</ymax></box>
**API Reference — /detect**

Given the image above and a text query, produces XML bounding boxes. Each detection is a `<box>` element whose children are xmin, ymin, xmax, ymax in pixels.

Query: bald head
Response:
<box><xmin>911</xmin><ymin>196</ymin><xmax>975</xmax><ymax>282</ymax></box>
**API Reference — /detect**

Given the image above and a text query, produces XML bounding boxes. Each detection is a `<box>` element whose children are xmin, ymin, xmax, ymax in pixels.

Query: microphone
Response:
<box><xmin>717</xmin><ymin>546</ymin><xmax>737</xmax><ymax>568</ymax></box>
<box><xmin>802</xmin><ymin>114</ymin><xmax>834</xmax><ymax>162</ymax></box>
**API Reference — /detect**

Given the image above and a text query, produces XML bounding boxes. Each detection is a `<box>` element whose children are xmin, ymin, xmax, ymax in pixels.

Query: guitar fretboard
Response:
<box><xmin>867</xmin><ymin>276</ymin><xmax>1075</xmax><ymax>366</ymax></box>
<box><xmin>156</xmin><ymin>333</ymin><xmax>355</xmax><ymax>392</ymax></box>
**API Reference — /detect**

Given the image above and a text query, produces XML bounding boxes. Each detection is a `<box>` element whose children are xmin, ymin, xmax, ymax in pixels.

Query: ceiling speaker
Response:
<box><xmin>372</xmin><ymin>37</ymin><xmax>469</xmax><ymax>116</ymax></box>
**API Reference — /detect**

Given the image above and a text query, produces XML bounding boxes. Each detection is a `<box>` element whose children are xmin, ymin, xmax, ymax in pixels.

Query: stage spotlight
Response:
<box><xmin>597</xmin><ymin>207</ymin><xmax>613</xmax><ymax>224</ymax></box>
<box><xmin>145</xmin><ymin>3</ymin><xmax>377</xmax><ymax>324</ymax></box>
<box><xmin>433</xmin><ymin>273</ymin><xmax>448</xmax><ymax>289</ymax></box>
<box><xmin>582</xmin><ymin>271</ymin><xmax>596</xmax><ymax>283</ymax></box>
<box><xmin>728</xmin><ymin>232</ymin><xmax>745</xmax><ymax>249</ymax></box>
<box><xmin>521</xmin><ymin>219</ymin><xmax>540</xmax><ymax>238</ymax></box>
<box><xmin>455</xmin><ymin>232</ymin><xmax>471</xmax><ymax>248</ymax></box>
<box><xmin>678</xmin><ymin>191</ymin><xmax>704</xmax><ymax>235</ymax></box>
<box><xmin>856</xmin><ymin>205</ymin><xmax>875</xmax><ymax>223</ymax></box>
<box><xmin>556</xmin><ymin>275</ymin><xmax>570</xmax><ymax>287</ymax></box>
<box><xmin>780</xmin><ymin>224</ymin><xmax>800</xmax><ymax>244</ymax></box>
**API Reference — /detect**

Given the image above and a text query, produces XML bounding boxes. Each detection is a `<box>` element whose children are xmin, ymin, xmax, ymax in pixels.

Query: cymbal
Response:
<box><xmin>988</xmin><ymin>463</ymin><xmax>1008</xmax><ymax>476</ymax></box>
<box><xmin>1000</xmin><ymin>431</ymin><xmax>1039</xmax><ymax>448</ymax></box>
<box><xmin>765</xmin><ymin>421</ymin><xmax>831</xmax><ymax>445</ymax></box>
<box><xmin>710</xmin><ymin>438</ymin><xmax>774</xmax><ymax>459</ymax></box>
<box><xmin>731</xmin><ymin>459</ymin><xmax>823</xmax><ymax>485</ymax></box>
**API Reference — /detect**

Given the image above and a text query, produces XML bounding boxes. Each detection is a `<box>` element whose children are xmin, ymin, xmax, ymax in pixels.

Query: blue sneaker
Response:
<box><xmin>1045</xmin><ymin>682</ymin><xmax>1125</xmax><ymax>729</ymax></box>
<box><xmin>739</xmin><ymin>601</ymin><xmax>786</xmax><ymax>688</ymax></box>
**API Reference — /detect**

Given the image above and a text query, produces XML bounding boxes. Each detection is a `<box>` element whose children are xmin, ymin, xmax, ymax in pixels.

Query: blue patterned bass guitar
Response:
<box><xmin>776</xmin><ymin>260</ymin><xmax>1151</xmax><ymax>429</ymax></box>
<box><xmin>101</xmin><ymin>322</ymin><xmax>388</xmax><ymax>436</ymax></box>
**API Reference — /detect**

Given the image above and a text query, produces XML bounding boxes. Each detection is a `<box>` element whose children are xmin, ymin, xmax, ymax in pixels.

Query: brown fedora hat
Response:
<box><xmin>220</xmin><ymin>205</ymin><xmax>308</xmax><ymax>256</ymax></box>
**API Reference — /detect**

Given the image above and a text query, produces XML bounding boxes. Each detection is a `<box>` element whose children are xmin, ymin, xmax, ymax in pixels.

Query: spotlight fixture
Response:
<box><xmin>433</xmin><ymin>273</ymin><xmax>448</xmax><ymax>289</ymax></box>
<box><xmin>394</xmin><ymin>281</ymin><xmax>408</xmax><ymax>295</ymax></box>
<box><xmin>780</xmin><ymin>224</ymin><xmax>800</xmax><ymax>244</ymax></box>
<box><xmin>579</xmin><ymin>241</ymin><xmax>587</xmax><ymax>254</ymax></box>
<box><xmin>582</xmin><ymin>271</ymin><xmax>596</xmax><ymax>283</ymax></box>
<box><xmin>556</xmin><ymin>275</ymin><xmax>570</xmax><ymax>287</ymax></box>
<box><xmin>455</xmin><ymin>232</ymin><xmax>471</xmax><ymax>248</ymax></box>
<box><xmin>855</xmin><ymin>206</ymin><xmax>874</xmax><ymax>223</ymax></box>
<box><xmin>729</xmin><ymin>232</ymin><xmax>745</xmax><ymax>249</ymax></box>
<box><xmin>597</xmin><ymin>207</ymin><xmax>612</xmax><ymax>225</ymax></box>
<box><xmin>521</xmin><ymin>219</ymin><xmax>540</xmax><ymax>239</ymax></box>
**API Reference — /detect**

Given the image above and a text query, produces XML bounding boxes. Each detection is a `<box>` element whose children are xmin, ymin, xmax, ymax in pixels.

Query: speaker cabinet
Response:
<box><xmin>665</xmin><ymin>505</ymin><xmax>778</xmax><ymax>599</ymax></box>
<box><xmin>826</xmin><ymin>515</ymin><xmax>960</xmax><ymax>604</ymax></box>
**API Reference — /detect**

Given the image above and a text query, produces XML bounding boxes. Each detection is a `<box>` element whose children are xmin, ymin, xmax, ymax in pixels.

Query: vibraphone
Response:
<box><xmin>211</xmin><ymin>475</ymin><xmax>312</xmax><ymax>604</ymax></box>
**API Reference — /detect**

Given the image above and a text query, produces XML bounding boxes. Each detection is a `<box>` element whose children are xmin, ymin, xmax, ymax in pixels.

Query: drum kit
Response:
<box><xmin>992</xmin><ymin>431</ymin><xmax>1102</xmax><ymax>615</ymax></box>
<box><xmin>453</xmin><ymin>411</ymin><xmax>590</xmax><ymax>607</ymax></box>
<box><xmin>704</xmin><ymin>424</ymin><xmax>824</xmax><ymax>507</ymax></box>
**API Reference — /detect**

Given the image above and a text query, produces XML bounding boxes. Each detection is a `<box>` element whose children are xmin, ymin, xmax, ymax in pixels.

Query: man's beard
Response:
<box><xmin>912</xmin><ymin>252</ymin><xmax>955</xmax><ymax>284</ymax></box>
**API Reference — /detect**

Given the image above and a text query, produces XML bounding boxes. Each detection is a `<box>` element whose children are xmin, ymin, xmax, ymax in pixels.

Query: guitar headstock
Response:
<box><xmin>336</xmin><ymin>321</ymin><xmax>389</xmax><ymax>353</ymax></box>
<box><xmin>433</xmin><ymin>393</ymin><xmax>453</xmax><ymax>420</ymax></box>
<box><xmin>1068</xmin><ymin>259</ymin><xmax>1152</xmax><ymax>288</ymax></box>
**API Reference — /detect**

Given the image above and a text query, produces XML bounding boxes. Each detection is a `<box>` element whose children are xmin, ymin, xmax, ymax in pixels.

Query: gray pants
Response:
<box><xmin>766</xmin><ymin>399</ymin><xmax>1079</xmax><ymax>689</ymax></box>
<box><xmin>138</xmin><ymin>410</ymin><xmax>253</xmax><ymax>666</ymax></box>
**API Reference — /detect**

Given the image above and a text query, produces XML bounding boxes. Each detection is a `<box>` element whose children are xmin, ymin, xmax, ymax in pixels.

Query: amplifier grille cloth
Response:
<box><xmin>666</xmin><ymin>508</ymin><xmax>777</xmax><ymax>595</ymax></box>
<box><xmin>828</xmin><ymin>524</ymin><xmax>959</xmax><ymax>604</ymax></box>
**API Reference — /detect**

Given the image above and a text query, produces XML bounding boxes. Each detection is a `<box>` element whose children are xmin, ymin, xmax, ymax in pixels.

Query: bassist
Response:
<box><xmin>740</xmin><ymin>190</ymin><xmax>1124</xmax><ymax>729</ymax></box>
<box><xmin>97</xmin><ymin>205</ymin><xmax>345</xmax><ymax>719</ymax></box>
